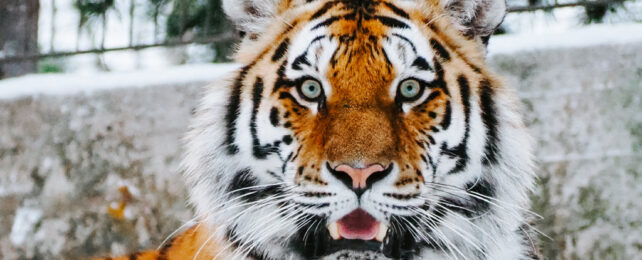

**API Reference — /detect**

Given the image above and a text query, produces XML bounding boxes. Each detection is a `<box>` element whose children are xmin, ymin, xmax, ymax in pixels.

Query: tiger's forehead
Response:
<box><xmin>284</xmin><ymin>0</ymin><xmax>437</xmax><ymax>101</ymax></box>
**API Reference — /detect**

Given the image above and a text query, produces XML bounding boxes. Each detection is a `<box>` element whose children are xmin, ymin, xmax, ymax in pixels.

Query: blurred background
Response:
<box><xmin>0</xmin><ymin>0</ymin><xmax>640</xmax><ymax>259</ymax></box>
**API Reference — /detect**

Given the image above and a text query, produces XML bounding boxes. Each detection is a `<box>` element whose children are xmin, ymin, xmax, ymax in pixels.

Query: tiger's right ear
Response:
<box><xmin>222</xmin><ymin>0</ymin><xmax>305</xmax><ymax>36</ymax></box>
<box><xmin>435</xmin><ymin>0</ymin><xmax>507</xmax><ymax>40</ymax></box>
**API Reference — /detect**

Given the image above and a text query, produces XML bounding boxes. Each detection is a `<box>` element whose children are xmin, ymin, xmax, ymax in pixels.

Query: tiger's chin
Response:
<box><xmin>289</xmin><ymin>209</ymin><xmax>420</xmax><ymax>259</ymax></box>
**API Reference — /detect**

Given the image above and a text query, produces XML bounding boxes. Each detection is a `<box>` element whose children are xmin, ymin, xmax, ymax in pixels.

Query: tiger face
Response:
<box><xmin>183</xmin><ymin>0</ymin><xmax>536</xmax><ymax>259</ymax></box>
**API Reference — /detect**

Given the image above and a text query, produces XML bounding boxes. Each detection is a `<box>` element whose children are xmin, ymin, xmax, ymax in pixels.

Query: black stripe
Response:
<box><xmin>429</xmin><ymin>58</ymin><xmax>449</xmax><ymax>96</ymax></box>
<box><xmin>269</xmin><ymin>107</ymin><xmax>280</xmax><ymax>126</ymax></box>
<box><xmin>330</xmin><ymin>47</ymin><xmax>341</xmax><ymax>68</ymax></box>
<box><xmin>128</xmin><ymin>253</ymin><xmax>138</xmax><ymax>260</ymax></box>
<box><xmin>282</xmin><ymin>152</ymin><xmax>293</xmax><ymax>174</ymax></box>
<box><xmin>444</xmin><ymin>76</ymin><xmax>471</xmax><ymax>174</ymax></box>
<box><xmin>297</xmin><ymin>202</ymin><xmax>330</xmax><ymax>208</ymax></box>
<box><xmin>271</xmin><ymin>38</ymin><xmax>289</xmax><ymax>62</ymax></box>
<box><xmin>421</xmin><ymin>90</ymin><xmax>441</xmax><ymax>106</ymax></box>
<box><xmin>480</xmin><ymin>80</ymin><xmax>500</xmax><ymax>165</ymax></box>
<box><xmin>427</xmin><ymin>154</ymin><xmax>437</xmax><ymax>178</ymax></box>
<box><xmin>311</xmin><ymin>1</ymin><xmax>338</xmax><ymax>19</ymax></box>
<box><xmin>440</xmin><ymin>178</ymin><xmax>495</xmax><ymax>217</ymax></box>
<box><xmin>250</xmin><ymin>77</ymin><xmax>279</xmax><ymax>159</ymax></box>
<box><xmin>433</xmin><ymin>57</ymin><xmax>444</xmax><ymax>79</ymax></box>
<box><xmin>273</xmin><ymin>60</ymin><xmax>291</xmax><ymax>93</ymax></box>
<box><xmin>282</xmin><ymin>135</ymin><xmax>293</xmax><ymax>145</ymax></box>
<box><xmin>228</xmin><ymin>168</ymin><xmax>259</xmax><ymax>202</ymax></box>
<box><xmin>430</xmin><ymin>38</ymin><xmax>451</xmax><ymax>61</ymax></box>
<box><xmin>312</xmin><ymin>16</ymin><xmax>341</xmax><ymax>30</ymax></box>
<box><xmin>279</xmin><ymin>92</ymin><xmax>307</xmax><ymax>109</ymax></box>
<box><xmin>383</xmin><ymin>2</ymin><xmax>410</xmax><ymax>19</ymax></box>
<box><xmin>157</xmin><ymin>233</ymin><xmax>177</xmax><ymax>260</ymax></box>
<box><xmin>224</xmin><ymin>65</ymin><xmax>253</xmax><ymax>155</ymax></box>
<box><xmin>375</xmin><ymin>15</ymin><xmax>410</xmax><ymax>28</ymax></box>
<box><xmin>291</xmin><ymin>35</ymin><xmax>326</xmax><ymax>71</ymax></box>
<box><xmin>266</xmin><ymin>170</ymin><xmax>281</xmax><ymax>180</ymax></box>
<box><xmin>310</xmin><ymin>35</ymin><xmax>327</xmax><ymax>44</ymax></box>
<box><xmin>380</xmin><ymin>48</ymin><xmax>392</xmax><ymax>67</ymax></box>
<box><xmin>411</xmin><ymin>57</ymin><xmax>432</xmax><ymax>71</ymax></box>
<box><xmin>292</xmin><ymin>53</ymin><xmax>311</xmax><ymax>70</ymax></box>
<box><xmin>391</xmin><ymin>33</ymin><xmax>417</xmax><ymax>53</ymax></box>
<box><xmin>440</xmin><ymin>101</ymin><xmax>451</xmax><ymax>129</ymax></box>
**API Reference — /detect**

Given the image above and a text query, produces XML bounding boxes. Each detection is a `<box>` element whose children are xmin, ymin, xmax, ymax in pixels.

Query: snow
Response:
<box><xmin>10</xmin><ymin>207</ymin><xmax>43</xmax><ymax>246</ymax></box>
<box><xmin>488</xmin><ymin>23</ymin><xmax>642</xmax><ymax>55</ymax></box>
<box><xmin>0</xmin><ymin>63</ymin><xmax>240</xmax><ymax>100</ymax></box>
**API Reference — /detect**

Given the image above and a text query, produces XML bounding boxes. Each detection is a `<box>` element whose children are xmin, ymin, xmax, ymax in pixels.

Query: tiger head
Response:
<box><xmin>183</xmin><ymin>0</ymin><xmax>536</xmax><ymax>259</ymax></box>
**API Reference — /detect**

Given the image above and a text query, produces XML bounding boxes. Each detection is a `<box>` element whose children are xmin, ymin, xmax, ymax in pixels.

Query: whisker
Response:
<box><xmin>157</xmin><ymin>216</ymin><xmax>198</xmax><ymax>250</ymax></box>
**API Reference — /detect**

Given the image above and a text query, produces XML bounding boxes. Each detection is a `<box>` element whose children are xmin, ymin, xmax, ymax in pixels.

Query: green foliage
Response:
<box><xmin>146</xmin><ymin>0</ymin><xmax>170</xmax><ymax>19</ymax></box>
<box><xmin>520</xmin><ymin>0</ymin><xmax>632</xmax><ymax>25</ymax></box>
<box><xmin>582</xmin><ymin>0</ymin><xmax>628</xmax><ymax>24</ymax></box>
<box><xmin>74</xmin><ymin>0</ymin><xmax>116</xmax><ymax>27</ymax></box>
<box><xmin>38</xmin><ymin>59</ymin><xmax>65</xmax><ymax>74</ymax></box>
<box><xmin>165</xmin><ymin>0</ymin><xmax>235</xmax><ymax>62</ymax></box>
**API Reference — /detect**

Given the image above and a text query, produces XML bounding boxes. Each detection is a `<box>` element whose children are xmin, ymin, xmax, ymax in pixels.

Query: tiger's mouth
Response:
<box><xmin>327</xmin><ymin>209</ymin><xmax>388</xmax><ymax>241</ymax></box>
<box><xmin>291</xmin><ymin>209</ymin><xmax>420</xmax><ymax>258</ymax></box>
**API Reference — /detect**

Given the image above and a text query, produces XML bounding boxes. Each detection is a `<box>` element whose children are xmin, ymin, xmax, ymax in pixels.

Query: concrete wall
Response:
<box><xmin>0</xmin><ymin>43</ymin><xmax>640</xmax><ymax>259</ymax></box>
<box><xmin>492</xmin><ymin>43</ymin><xmax>642</xmax><ymax>259</ymax></box>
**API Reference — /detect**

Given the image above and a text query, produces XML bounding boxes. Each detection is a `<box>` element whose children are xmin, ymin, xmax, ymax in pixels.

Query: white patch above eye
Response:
<box><xmin>382</xmin><ymin>24</ymin><xmax>438</xmax><ymax>105</ymax></box>
<box><xmin>285</xmin><ymin>22</ymin><xmax>338</xmax><ymax>102</ymax></box>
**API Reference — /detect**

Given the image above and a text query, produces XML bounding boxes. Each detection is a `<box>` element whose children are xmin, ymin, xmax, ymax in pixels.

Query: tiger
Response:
<box><xmin>99</xmin><ymin>0</ymin><xmax>539</xmax><ymax>259</ymax></box>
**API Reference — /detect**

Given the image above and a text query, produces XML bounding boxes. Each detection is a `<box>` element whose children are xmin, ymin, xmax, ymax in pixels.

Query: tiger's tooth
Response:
<box><xmin>376</xmin><ymin>223</ymin><xmax>388</xmax><ymax>242</ymax></box>
<box><xmin>328</xmin><ymin>221</ymin><xmax>341</xmax><ymax>240</ymax></box>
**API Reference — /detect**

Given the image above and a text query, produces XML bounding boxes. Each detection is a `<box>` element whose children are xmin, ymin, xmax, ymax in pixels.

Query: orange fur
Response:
<box><xmin>93</xmin><ymin>225</ymin><xmax>223</xmax><ymax>260</ymax></box>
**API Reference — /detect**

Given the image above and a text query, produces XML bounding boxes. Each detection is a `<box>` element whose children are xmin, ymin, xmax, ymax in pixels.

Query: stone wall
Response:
<box><xmin>493</xmin><ymin>43</ymin><xmax>642</xmax><ymax>259</ymax></box>
<box><xmin>0</xmin><ymin>43</ymin><xmax>640</xmax><ymax>259</ymax></box>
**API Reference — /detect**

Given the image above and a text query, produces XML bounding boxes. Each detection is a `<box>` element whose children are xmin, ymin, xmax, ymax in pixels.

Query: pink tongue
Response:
<box><xmin>337</xmin><ymin>209</ymin><xmax>379</xmax><ymax>240</ymax></box>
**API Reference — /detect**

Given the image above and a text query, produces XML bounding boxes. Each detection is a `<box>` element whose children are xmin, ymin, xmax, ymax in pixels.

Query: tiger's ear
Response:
<box><xmin>437</xmin><ymin>0</ymin><xmax>507</xmax><ymax>39</ymax></box>
<box><xmin>222</xmin><ymin>0</ymin><xmax>303</xmax><ymax>36</ymax></box>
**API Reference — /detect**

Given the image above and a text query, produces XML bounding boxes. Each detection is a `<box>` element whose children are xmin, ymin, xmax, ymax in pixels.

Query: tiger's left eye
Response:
<box><xmin>399</xmin><ymin>79</ymin><xmax>422</xmax><ymax>100</ymax></box>
<box><xmin>299</xmin><ymin>79</ymin><xmax>323</xmax><ymax>100</ymax></box>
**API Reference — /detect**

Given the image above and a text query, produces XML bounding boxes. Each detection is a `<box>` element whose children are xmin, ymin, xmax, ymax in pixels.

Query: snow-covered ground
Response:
<box><xmin>0</xmin><ymin>63</ymin><xmax>240</xmax><ymax>100</ymax></box>
<box><xmin>488</xmin><ymin>22</ymin><xmax>642</xmax><ymax>55</ymax></box>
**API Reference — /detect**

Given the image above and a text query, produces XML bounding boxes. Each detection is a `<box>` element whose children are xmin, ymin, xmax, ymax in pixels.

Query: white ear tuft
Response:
<box><xmin>439</xmin><ymin>0</ymin><xmax>507</xmax><ymax>38</ymax></box>
<box><xmin>222</xmin><ymin>0</ymin><xmax>282</xmax><ymax>35</ymax></box>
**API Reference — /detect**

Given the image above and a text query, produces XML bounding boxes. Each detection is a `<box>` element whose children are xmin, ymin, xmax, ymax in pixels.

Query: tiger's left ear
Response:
<box><xmin>222</xmin><ymin>0</ymin><xmax>304</xmax><ymax>36</ymax></box>
<box><xmin>437</xmin><ymin>0</ymin><xmax>507</xmax><ymax>41</ymax></box>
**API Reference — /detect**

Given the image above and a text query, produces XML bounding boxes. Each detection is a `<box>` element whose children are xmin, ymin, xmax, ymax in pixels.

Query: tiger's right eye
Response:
<box><xmin>299</xmin><ymin>79</ymin><xmax>323</xmax><ymax>101</ymax></box>
<box><xmin>397</xmin><ymin>79</ymin><xmax>424</xmax><ymax>102</ymax></box>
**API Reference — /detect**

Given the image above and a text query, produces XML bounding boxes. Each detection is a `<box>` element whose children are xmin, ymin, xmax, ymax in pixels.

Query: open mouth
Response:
<box><xmin>291</xmin><ymin>208</ymin><xmax>420</xmax><ymax>258</ymax></box>
<box><xmin>327</xmin><ymin>209</ymin><xmax>388</xmax><ymax>241</ymax></box>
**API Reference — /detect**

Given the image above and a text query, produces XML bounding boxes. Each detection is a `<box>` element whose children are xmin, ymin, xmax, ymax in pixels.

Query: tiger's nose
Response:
<box><xmin>328</xmin><ymin>163</ymin><xmax>393</xmax><ymax>196</ymax></box>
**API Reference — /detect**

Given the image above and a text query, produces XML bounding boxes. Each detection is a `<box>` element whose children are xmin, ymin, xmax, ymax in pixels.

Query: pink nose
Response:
<box><xmin>335</xmin><ymin>164</ymin><xmax>385</xmax><ymax>189</ymax></box>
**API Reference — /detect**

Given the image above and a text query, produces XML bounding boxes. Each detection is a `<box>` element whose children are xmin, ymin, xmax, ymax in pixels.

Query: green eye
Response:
<box><xmin>399</xmin><ymin>79</ymin><xmax>422</xmax><ymax>99</ymax></box>
<box><xmin>300</xmin><ymin>79</ymin><xmax>322</xmax><ymax>100</ymax></box>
